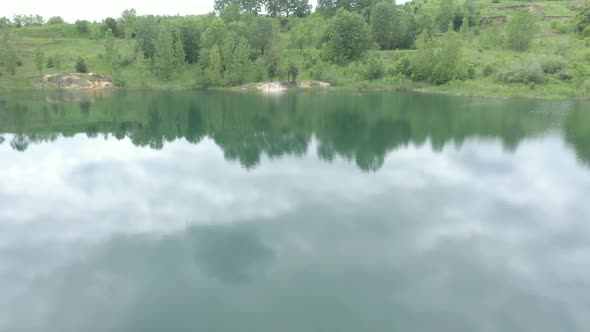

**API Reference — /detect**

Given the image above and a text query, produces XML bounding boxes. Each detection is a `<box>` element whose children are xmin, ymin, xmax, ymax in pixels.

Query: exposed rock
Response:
<box><xmin>256</xmin><ymin>81</ymin><xmax>331</xmax><ymax>93</ymax></box>
<box><xmin>39</xmin><ymin>73</ymin><xmax>113</xmax><ymax>90</ymax></box>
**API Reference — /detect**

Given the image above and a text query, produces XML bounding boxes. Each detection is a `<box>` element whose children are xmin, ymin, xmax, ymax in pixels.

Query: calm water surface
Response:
<box><xmin>1</xmin><ymin>90</ymin><xmax>590</xmax><ymax>332</ymax></box>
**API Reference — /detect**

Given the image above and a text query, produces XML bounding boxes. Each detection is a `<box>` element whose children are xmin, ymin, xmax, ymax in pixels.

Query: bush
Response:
<box><xmin>363</xmin><ymin>55</ymin><xmax>385</xmax><ymax>80</ymax></box>
<box><xmin>396</xmin><ymin>57</ymin><xmax>412</xmax><ymax>76</ymax></box>
<box><xmin>538</xmin><ymin>55</ymin><xmax>567</xmax><ymax>74</ymax></box>
<box><xmin>75</xmin><ymin>57</ymin><xmax>88</xmax><ymax>73</ymax></box>
<box><xmin>575</xmin><ymin>2</ymin><xmax>590</xmax><ymax>36</ymax></box>
<box><xmin>47</xmin><ymin>16</ymin><xmax>64</xmax><ymax>25</ymax></box>
<box><xmin>75</xmin><ymin>20</ymin><xmax>90</xmax><ymax>34</ymax></box>
<box><xmin>483</xmin><ymin>64</ymin><xmax>494</xmax><ymax>77</ymax></box>
<box><xmin>467</xmin><ymin>66</ymin><xmax>476</xmax><ymax>79</ymax></box>
<box><xmin>321</xmin><ymin>9</ymin><xmax>372</xmax><ymax>63</ymax></box>
<box><xmin>556</xmin><ymin>69</ymin><xmax>573</xmax><ymax>81</ymax></box>
<box><xmin>46</xmin><ymin>56</ymin><xmax>54</xmax><ymax>68</ymax></box>
<box><xmin>496</xmin><ymin>60</ymin><xmax>544</xmax><ymax>84</ymax></box>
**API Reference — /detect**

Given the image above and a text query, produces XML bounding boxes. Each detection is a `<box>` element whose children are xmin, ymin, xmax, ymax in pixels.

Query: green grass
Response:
<box><xmin>2</xmin><ymin>0</ymin><xmax>590</xmax><ymax>99</ymax></box>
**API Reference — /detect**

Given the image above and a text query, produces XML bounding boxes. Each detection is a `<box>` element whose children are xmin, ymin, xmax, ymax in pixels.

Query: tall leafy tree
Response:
<box><xmin>505</xmin><ymin>9</ymin><xmax>538</xmax><ymax>51</ymax></box>
<box><xmin>265</xmin><ymin>0</ymin><xmax>311</xmax><ymax>17</ymax></box>
<box><xmin>154</xmin><ymin>28</ymin><xmax>176</xmax><ymax>79</ymax></box>
<box><xmin>431</xmin><ymin>28</ymin><xmax>465</xmax><ymax>84</ymax></box>
<box><xmin>370</xmin><ymin>1</ymin><xmax>396</xmax><ymax>50</ymax></box>
<box><xmin>178</xmin><ymin>20</ymin><xmax>202</xmax><ymax>64</ymax></box>
<box><xmin>248</xmin><ymin>16</ymin><xmax>274</xmax><ymax>55</ymax></box>
<box><xmin>206</xmin><ymin>45</ymin><xmax>224</xmax><ymax>86</ymax></box>
<box><xmin>321</xmin><ymin>8</ymin><xmax>371</xmax><ymax>63</ymax></box>
<box><xmin>202</xmin><ymin>19</ymin><xmax>228</xmax><ymax>50</ymax></box>
<box><xmin>575</xmin><ymin>2</ymin><xmax>590</xmax><ymax>36</ymax></box>
<box><xmin>436</xmin><ymin>0</ymin><xmax>459</xmax><ymax>32</ymax></box>
<box><xmin>104</xmin><ymin>28</ymin><xmax>118</xmax><ymax>64</ymax></box>
<box><xmin>134</xmin><ymin>16</ymin><xmax>160</xmax><ymax>58</ymax></box>
<box><xmin>410</xmin><ymin>31</ymin><xmax>436</xmax><ymax>81</ymax></box>
<box><xmin>227</xmin><ymin>37</ymin><xmax>253</xmax><ymax>85</ymax></box>
<box><xmin>174</xmin><ymin>36</ymin><xmax>187</xmax><ymax>68</ymax></box>
<box><xmin>120</xmin><ymin>8</ymin><xmax>137</xmax><ymax>39</ymax></box>
<box><xmin>3</xmin><ymin>43</ymin><xmax>18</xmax><ymax>76</ymax></box>
<box><xmin>317</xmin><ymin>0</ymin><xmax>378</xmax><ymax>17</ymax></box>
<box><xmin>214</xmin><ymin>0</ymin><xmax>263</xmax><ymax>14</ymax></box>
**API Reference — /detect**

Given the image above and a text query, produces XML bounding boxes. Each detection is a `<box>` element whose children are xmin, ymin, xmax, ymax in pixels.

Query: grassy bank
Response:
<box><xmin>1</xmin><ymin>0</ymin><xmax>590</xmax><ymax>100</ymax></box>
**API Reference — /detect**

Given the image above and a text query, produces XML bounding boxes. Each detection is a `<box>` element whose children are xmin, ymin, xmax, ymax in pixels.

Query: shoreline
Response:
<box><xmin>2</xmin><ymin>80</ymin><xmax>589</xmax><ymax>101</ymax></box>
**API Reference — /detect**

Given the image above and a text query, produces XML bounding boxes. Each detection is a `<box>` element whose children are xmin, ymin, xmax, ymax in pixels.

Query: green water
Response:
<box><xmin>1</xmin><ymin>90</ymin><xmax>590</xmax><ymax>332</ymax></box>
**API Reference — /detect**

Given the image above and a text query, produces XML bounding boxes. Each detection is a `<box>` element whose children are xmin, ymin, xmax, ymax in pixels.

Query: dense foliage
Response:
<box><xmin>1</xmin><ymin>0</ymin><xmax>590</xmax><ymax>98</ymax></box>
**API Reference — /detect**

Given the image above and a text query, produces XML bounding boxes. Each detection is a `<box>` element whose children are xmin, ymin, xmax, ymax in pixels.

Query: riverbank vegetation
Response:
<box><xmin>1</xmin><ymin>0</ymin><xmax>590</xmax><ymax>98</ymax></box>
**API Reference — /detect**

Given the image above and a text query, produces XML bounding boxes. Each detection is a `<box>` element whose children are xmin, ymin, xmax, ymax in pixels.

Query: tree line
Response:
<box><xmin>1</xmin><ymin>0</ymin><xmax>590</xmax><ymax>91</ymax></box>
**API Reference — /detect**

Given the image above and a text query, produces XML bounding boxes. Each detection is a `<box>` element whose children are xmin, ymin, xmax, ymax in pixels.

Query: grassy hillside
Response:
<box><xmin>1</xmin><ymin>0</ymin><xmax>590</xmax><ymax>99</ymax></box>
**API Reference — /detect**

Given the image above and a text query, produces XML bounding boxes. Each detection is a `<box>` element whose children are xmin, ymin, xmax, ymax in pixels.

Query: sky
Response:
<box><xmin>1</xmin><ymin>0</ymin><xmax>319</xmax><ymax>23</ymax></box>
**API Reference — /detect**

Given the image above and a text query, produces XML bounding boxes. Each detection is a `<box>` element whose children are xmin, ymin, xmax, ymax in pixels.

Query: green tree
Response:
<box><xmin>266</xmin><ymin>0</ymin><xmax>311</xmax><ymax>17</ymax></box>
<box><xmin>174</xmin><ymin>36</ymin><xmax>187</xmax><ymax>68</ymax></box>
<box><xmin>120</xmin><ymin>9</ymin><xmax>137</xmax><ymax>40</ymax></box>
<box><xmin>202</xmin><ymin>19</ymin><xmax>228</xmax><ymax>50</ymax></box>
<box><xmin>220</xmin><ymin>3</ymin><xmax>242</xmax><ymax>23</ymax></box>
<box><xmin>135</xmin><ymin>48</ymin><xmax>149</xmax><ymax>87</ymax></box>
<box><xmin>370</xmin><ymin>1</ymin><xmax>396</xmax><ymax>50</ymax></box>
<box><xmin>290</xmin><ymin>22</ymin><xmax>310</xmax><ymax>53</ymax></box>
<box><xmin>154</xmin><ymin>28</ymin><xmax>176</xmax><ymax>79</ymax></box>
<box><xmin>214</xmin><ymin>0</ymin><xmax>263</xmax><ymax>14</ymax></box>
<box><xmin>34</xmin><ymin>47</ymin><xmax>45</xmax><ymax>74</ymax></box>
<box><xmin>575</xmin><ymin>2</ymin><xmax>590</xmax><ymax>36</ymax></box>
<box><xmin>431</xmin><ymin>28</ymin><xmax>465</xmax><ymax>84</ymax></box>
<box><xmin>178</xmin><ymin>20</ymin><xmax>202</xmax><ymax>64</ymax></box>
<box><xmin>227</xmin><ymin>37</ymin><xmax>253</xmax><ymax>85</ymax></box>
<box><xmin>410</xmin><ymin>31</ymin><xmax>437</xmax><ymax>81</ymax></box>
<box><xmin>47</xmin><ymin>16</ymin><xmax>65</xmax><ymax>25</ymax></box>
<box><xmin>288</xmin><ymin>63</ymin><xmax>299</xmax><ymax>82</ymax></box>
<box><xmin>134</xmin><ymin>16</ymin><xmax>160</xmax><ymax>58</ymax></box>
<box><xmin>322</xmin><ymin>8</ymin><xmax>371</xmax><ymax>63</ymax></box>
<box><xmin>75</xmin><ymin>56</ymin><xmax>88</xmax><ymax>73</ymax></box>
<box><xmin>3</xmin><ymin>43</ymin><xmax>18</xmax><ymax>76</ymax></box>
<box><xmin>75</xmin><ymin>20</ymin><xmax>90</xmax><ymax>34</ymax></box>
<box><xmin>104</xmin><ymin>17</ymin><xmax>119</xmax><ymax>37</ymax></box>
<box><xmin>317</xmin><ymin>0</ymin><xmax>378</xmax><ymax>17</ymax></box>
<box><xmin>437</xmin><ymin>0</ymin><xmax>459</xmax><ymax>32</ymax></box>
<box><xmin>505</xmin><ymin>9</ymin><xmax>538</xmax><ymax>51</ymax></box>
<box><xmin>206</xmin><ymin>45</ymin><xmax>224</xmax><ymax>86</ymax></box>
<box><xmin>104</xmin><ymin>28</ymin><xmax>118</xmax><ymax>64</ymax></box>
<box><xmin>248</xmin><ymin>16</ymin><xmax>274</xmax><ymax>55</ymax></box>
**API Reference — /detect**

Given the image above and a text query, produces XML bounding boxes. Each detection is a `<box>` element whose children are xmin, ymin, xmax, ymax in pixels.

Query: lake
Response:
<box><xmin>1</xmin><ymin>90</ymin><xmax>590</xmax><ymax>332</ymax></box>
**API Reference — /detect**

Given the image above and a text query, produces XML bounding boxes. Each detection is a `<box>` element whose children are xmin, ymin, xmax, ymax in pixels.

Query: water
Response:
<box><xmin>1</xmin><ymin>90</ymin><xmax>590</xmax><ymax>332</ymax></box>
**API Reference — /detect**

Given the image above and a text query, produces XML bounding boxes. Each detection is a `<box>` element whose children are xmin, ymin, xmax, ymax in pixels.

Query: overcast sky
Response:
<box><xmin>1</xmin><ymin>0</ymin><xmax>319</xmax><ymax>23</ymax></box>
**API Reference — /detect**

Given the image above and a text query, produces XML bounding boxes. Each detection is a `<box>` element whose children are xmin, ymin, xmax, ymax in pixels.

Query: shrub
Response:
<box><xmin>557</xmin><ymin>69</ymin><xmax>573</xmax><ymax>81</ymax></box>
<box><xmin>505</xmin><ymin>9</ymin><xmax>539</xmax><ymax>52</ymax></box>
<box><xmin>288</xmin><ymin>63</ymin><xmax>299</xmax><ymax>82</ymax></box>
<box><xmin>396</xmin><ymin>57</ymin><xmax>412</xmax><ymax>76</ymax></box>
<box><xmin>496</xmin><ymin>60</ymin><xmax>544</xmax><ymax>84</ymax></box>
<box><xmin>483</xmin><ymin>64</ymin><xmax>494</xmax><ymax>77</ymax></box>
<box><xmin>538</xmin><ymin>55</ymin><xmax>567</xmax><ymax>74</ymax></box>
<box><xmin>321</xmin><ymin>9</ymin><xmax>372</xmax><ymax>63</ymax></box>
<box><xmin>46</xmin><ymin>56</ymin><xmax>55</xmax><ymax>68</ymax></box>
<box><xmin>75</xmin><ymin>20</ymin><xmax>90</xmax><ymax>34</ymax></box>
<box><xmin>550</xmin><ymin>20</ymin><xmax>571</xmax><ymax>34</ymax></box>
<box><xmin>47</xmin><ymin>16</ymin><xmax>64</xmax><ymax>25</ymax></box>
<box><xmin>467</xmin><ymin>66</ymin><xmax>476</xmax><ymax>79</ymax></box>
<box><xmin>575</xmin><ymin>2</ymin><xmax>590</xmax><ymax>36</ymax></box>
<box><xmin>75</xmin><ymin>57</ymin><xmax>88</xmax><ymax>73</ymax></box>
<box><xmin>363</xmin><ymin>55</ymin><xmax>385</xmax><ymax>80</ymax></box>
